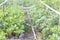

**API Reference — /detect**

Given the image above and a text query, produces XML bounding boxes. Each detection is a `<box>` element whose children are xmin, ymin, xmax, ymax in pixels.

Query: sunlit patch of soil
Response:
<box><xmin>36</xmin><ymin>30</ymin><xmax>42</xmax><ymax>40</ymax></box>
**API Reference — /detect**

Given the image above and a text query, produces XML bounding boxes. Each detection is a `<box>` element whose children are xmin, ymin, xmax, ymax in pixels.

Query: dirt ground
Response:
<box><xmin>36</xmin><ymin>32</ymin><xmax>42</xmax><ymax>40</ymax></box>
<box><xmin>6</xmin><ymin>31</ymin><xmax>42</xmax><ymax>40</ymax></box>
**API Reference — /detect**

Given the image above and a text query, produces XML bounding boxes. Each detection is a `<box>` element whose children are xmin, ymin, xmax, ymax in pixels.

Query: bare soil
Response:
<box><xmin>6</xmin><ymin>31</ymin><xmax>42</xmax><ymax>40</ymax></box>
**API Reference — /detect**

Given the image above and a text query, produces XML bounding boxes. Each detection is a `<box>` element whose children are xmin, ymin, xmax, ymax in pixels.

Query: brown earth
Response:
<box><xmin>6</xmin><ymin>31</ymin><xmax>42</xmax><ymax>40</ymax></box>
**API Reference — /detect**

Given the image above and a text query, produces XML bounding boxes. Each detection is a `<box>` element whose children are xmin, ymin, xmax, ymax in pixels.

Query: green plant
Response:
<box><xmin>42</xmin><ymin>26</ymin><xmax>60</xmax><ymax>40</ymax></box>
<box><xmin>0</xmin><ymin>29</ymin><xmax>6</xmax><ymax>40</ymax></box>
<box><xmin>0</xmin><ymin>6</ymin><xmax>25</xmax><ymax>38</ymax></box>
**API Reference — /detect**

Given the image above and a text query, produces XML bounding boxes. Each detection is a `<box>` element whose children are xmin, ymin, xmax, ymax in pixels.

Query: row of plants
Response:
<box><xmin>39</xmin><ymin>0</ymin><xmax>59</xmax><ymax>40</ymax></box>
<box><xmin>0</xmin><ymin>6</ymin><xmax>25</xmax><ymax>40</ymax></box>
<box><xmin>26</xmin><ymin>0</ymin><xmax>59</xmax><ymax>40</ymax></box>
<box><xmin>30</xmin><ymin>6</ymin><xmax>59</xmax><ymax>40</ymax></box>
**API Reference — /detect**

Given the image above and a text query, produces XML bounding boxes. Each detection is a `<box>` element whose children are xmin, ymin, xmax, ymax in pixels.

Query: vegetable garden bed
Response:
<box><xmin>0</xmin><ymin>0</ymin><xmax>60</xmax><ymax>40</ymax></box>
